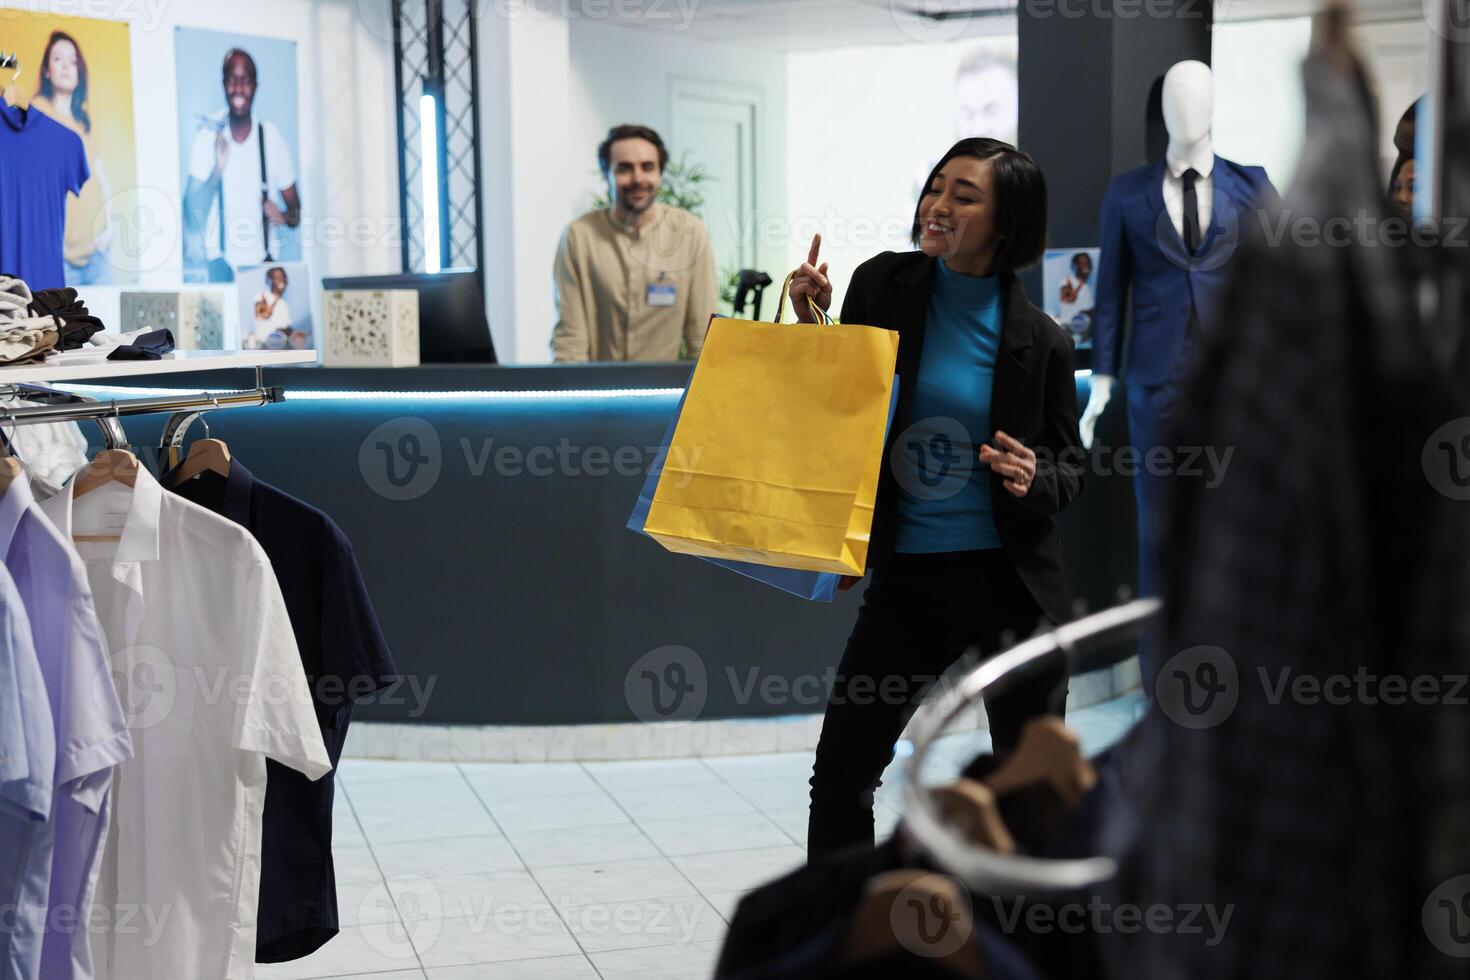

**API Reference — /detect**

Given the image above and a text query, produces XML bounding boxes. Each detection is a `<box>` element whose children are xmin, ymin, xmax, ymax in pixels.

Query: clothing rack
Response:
<box><xmin>0</xmin><ymin>364</ymin><xmax>284</xmax><ymax>452</ymax></box>
<box><xmin>899</xmin><ymin>597</ymin><xmax>1162</xmax><ymax>896</ymax></box>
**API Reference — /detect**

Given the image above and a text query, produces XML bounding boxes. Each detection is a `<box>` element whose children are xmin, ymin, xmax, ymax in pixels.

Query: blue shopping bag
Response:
<box><xmin>627</xmin><ymin>379</ymin><xmax>898</xmax><ymax>602</ymax></box>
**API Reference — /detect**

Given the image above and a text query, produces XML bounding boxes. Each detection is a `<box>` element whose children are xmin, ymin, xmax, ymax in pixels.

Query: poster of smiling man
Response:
<box><xmin>176</xmin><ymin>27</ymin><xmax>302</xmax><ymax>283</ymax></box>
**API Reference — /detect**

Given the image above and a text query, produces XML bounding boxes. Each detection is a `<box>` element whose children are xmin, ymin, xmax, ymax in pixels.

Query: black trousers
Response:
<box><xmin>807</xmin><ymin>549</ymin><xmax>1069</xmax><ymax>859</ymax></box>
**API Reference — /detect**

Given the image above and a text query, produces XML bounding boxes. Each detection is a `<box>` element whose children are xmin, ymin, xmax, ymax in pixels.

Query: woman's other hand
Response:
<box><xmin>981</xmin><ymin>430</ymin><xmax>1038</xmax><ymax>498</ymax></box>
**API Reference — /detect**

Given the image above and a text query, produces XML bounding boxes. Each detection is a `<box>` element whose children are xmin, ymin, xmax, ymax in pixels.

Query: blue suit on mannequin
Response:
<box><xmin>1091</xmin><ymin>153</ymin><xmax>1277</xmax><ymax>665</ymax></box>
<box><xmin>1093</xmin><ymin>156</ymin><xmax>1277</xmax><ymax>387</ymax></box>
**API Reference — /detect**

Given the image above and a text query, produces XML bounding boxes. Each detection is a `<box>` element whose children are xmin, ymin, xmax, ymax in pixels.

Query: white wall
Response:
<box><xmin>1212</xmin><ymin>17</ymin><xmax>1431</xmax><ymax>192</ymax></box>
<box><xmin>568</xmin><ymin>18</ymin><xmax>788</xmax><ymax>326</ymax></box>
<box><xmin>0</xmin><ymin>0</ymin><xmax>401</xmax><ymax>340</ymax></box>
<box><xmin>1211</xmin><ymin>17</ymin><xmax>1313</xmax><ymax>191</ymax></box>
<box><xmin>783</xmin><ymin>36</ymin><xmax>1017</xmax><ymax>318</ymax></box>
<box><xmin>474</xmin><ymin>13</ymin><xmax>791</xmax><ymax>362</ymax></box>
<box><xmin>1353</xmin><ymin>19</ymin><xmax>1431</xmax><ymax>174</ymax></box>
<box><xmin>478</xmin><ymin>3</ymin><xmax>575</xmax><ymax>365</ymax></box>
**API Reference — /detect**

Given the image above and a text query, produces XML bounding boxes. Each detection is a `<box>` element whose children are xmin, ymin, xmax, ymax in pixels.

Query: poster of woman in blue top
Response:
<box><xmin>0</xmin><ymin>11</ymin><xmax>139</xmax><ymax>288</ymax></box>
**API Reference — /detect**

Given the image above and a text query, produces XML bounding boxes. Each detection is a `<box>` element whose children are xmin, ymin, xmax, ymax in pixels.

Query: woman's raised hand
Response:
<box><xmin>788</xmin><ymin>234</ymin><xmax>832</xmax><ymax>323</ymax></box>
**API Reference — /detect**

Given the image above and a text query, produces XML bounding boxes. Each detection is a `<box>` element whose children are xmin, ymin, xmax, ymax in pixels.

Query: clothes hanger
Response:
<box><xmin>0</xmin><ymin>411</ymin><xmax>23</xmax><ymax>494</ymax></box>
<box><xmin>1</xmin><ymin>54</ymin><xmax>19</xmax><ymax>107</ymax></box>
<box><xmin>901</xmin><ymin>599</ymin><xmax>1162</xmax><ymax>896</ymax></box>
<box><xmin>836</xmin><ymin>869</ymin><xmax>988</xmax><ymax>978</ymax></box>
<box><xmin>164</xmin><ymin>410</ymin><xmax>230</xmax><ymax>485</ymax></box>
<box><xmin>73</xmin><ymin>406</ymin><xmax>138</xmax><ymax>542</ymax></box>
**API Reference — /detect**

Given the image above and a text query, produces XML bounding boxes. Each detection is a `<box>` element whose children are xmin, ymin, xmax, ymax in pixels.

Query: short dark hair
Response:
<box><xmin>598</xmin><ymin>124</ymin><xmax>668</xmax><ymax>174</ymax></box>
<box><xmin>1071</xmin><ymin>251</ymin><xmax>1090</xmax><ymax>271</ymax></box>
<box><xmin>223</xmin><ymin>48</ymin><xmax>257</xmax><ymax>84</ymax></box>
<box><xmin>911</xmin><ymin>137</ymin><xmax>1048</xmax><ymax>274</ymax></box>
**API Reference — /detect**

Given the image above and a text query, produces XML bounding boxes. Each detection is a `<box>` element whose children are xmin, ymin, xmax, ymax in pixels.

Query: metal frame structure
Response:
<box><xmin>392</xmin><ymin>0</ymin><xmax>485</xmax><ymax>277</ymax></box>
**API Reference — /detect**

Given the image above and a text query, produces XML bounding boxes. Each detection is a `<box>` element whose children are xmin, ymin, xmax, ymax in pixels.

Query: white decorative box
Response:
<box><xmin>322</xmin><ymin>289</ymin><xmax>420</xmax><ymax>367</ymax></box>
<box><xmin>118</xmin><ymin>292</ymin><xmax>225</xmax><ymax>350</ymax></box>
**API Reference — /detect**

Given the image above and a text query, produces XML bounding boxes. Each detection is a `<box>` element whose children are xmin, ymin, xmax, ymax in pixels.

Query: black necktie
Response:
<box><xmin>1182</xmin><ymin>168</ymin><xmax>1201</xmax><ymax>253</ymax></box>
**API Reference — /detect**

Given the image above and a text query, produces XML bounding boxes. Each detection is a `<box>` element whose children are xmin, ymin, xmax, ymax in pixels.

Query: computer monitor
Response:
<box><xmin>320</xmin><ymin>269</ymin><xmax>496</xmax><ymax>363</ymax></box>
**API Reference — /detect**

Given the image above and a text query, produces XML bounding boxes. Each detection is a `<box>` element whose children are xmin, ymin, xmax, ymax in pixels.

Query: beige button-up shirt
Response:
<box><xmin>552</xmin><ymin>203</ymin><xmax>718</xmax><ymax>362</ymax></box>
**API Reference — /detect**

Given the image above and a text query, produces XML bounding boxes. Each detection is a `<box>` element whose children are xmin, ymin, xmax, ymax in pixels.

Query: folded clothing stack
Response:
<box><xmin>0</xmin><ymin>275</ymin><xmax>60</xmax><ymax>365</ymax></box>
<box><xmin>0</xmin><ymin>273</ymin><xmax>175</xmax><ymax>366</ymax></box>
<box><xmin>0</xmin><ymin>274</ymin><xmax>111</xmax><ymax>364</ymax></box>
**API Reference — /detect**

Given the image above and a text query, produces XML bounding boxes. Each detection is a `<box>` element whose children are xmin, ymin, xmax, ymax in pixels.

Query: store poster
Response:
<box><xmin>236</xmin><ymin>262</ymin><xmax>313</xmax><ymax>351</ymax></box>
<box><xmin>175</xmin><ymin>28</ymin><xmax>302</xmax><ymax>284</ymax></box>
<box><xmin>5</xmin><ymin>12</ymin><xmax>139</xmax><ymax>286</ymax></box>
<box><xmin>910</xmin><ymin>38</ymin><xmax>1019</xmax><ymax>199</ymax></box>
<box><xmin>1042</xmin><ymin>247</ymin><xmax>1100</xmax><ymax>350</ymax></box>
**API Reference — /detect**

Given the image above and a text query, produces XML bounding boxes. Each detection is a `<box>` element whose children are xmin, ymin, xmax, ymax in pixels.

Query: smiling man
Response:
<box><xmin>183</xmin><ymin>48</ymin><xmax>301</xmax><ymax>282</ymax></box>
<box><xmin>552</xmin><ymin>124</ymin><xmax>717</xmax><ymax>362</ymax></box>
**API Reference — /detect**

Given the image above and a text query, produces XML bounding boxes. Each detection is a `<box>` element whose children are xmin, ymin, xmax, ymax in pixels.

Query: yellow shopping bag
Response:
<box><xmin>643</xmin><ymin>273</ymin><xmax>900</xmax><ymax>575</ymax></box>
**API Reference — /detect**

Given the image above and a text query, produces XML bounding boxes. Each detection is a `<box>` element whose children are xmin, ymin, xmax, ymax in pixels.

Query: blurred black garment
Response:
<box><xmin>1104</xmin><ymin>28</ymin><xmax>1470</xmax><ymax>980</ymax></box>
<box><xmin>713</xmin><ymin>835</ymin><xmax>1048</xmax><ymax>980</ymax></box>
<box><xmin>715</xmin><ymin>836</ymin><xmax>909</xmax><ymax>978</ymax></box>
<box><xmin>717</xmin><ymin>730</ymin><xmax>1159</xmax><ymax>980</ymax></box>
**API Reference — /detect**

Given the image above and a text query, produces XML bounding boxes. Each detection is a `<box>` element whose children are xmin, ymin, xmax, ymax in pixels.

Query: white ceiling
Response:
<box><xmin>566</xmin><ymin>0</ymin><xmax>1425</xmax><ymax>48</ymax></box>
<box><xmin>568</xmin><ymin>0</ymin><xmax>1014</xmax><ymax>49</ymax></box>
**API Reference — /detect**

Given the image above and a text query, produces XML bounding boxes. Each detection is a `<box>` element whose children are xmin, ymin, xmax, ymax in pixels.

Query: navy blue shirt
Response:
<box><xmin>0</xmin><ymin>103</ymin><xmax>88</xmax><ymax>290</ymax></box>
<box><xmin>169</xmin><ymin>460</ymin><xmax>398</xmax><ymax>963</ymax></box>
<box><xmin>894</xmin><ymin>260</ymin><xmax>1005</xmax><ymax>554</ymax></box>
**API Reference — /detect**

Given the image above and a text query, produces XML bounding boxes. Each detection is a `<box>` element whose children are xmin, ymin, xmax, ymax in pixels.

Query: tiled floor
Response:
<box><xmin>258</xmin><ymin>693</ymin><xmax>1145</xmax><ymax>980</ymax></box>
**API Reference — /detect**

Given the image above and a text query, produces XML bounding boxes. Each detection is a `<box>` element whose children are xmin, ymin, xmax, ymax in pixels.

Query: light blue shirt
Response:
<box><xmin>0</xmin><ymin>476</ymin><xmax>132</xmax><ymax>980</ymax></box>
<box><xmin>0</xmin><ymin>557</ymin><xmax>52</xmax><ymax>980</ymax></box>
<box><xmin>895</xmin><ymin>260</ymin><xmax>1005</xmax><ymax>554</ymax></box>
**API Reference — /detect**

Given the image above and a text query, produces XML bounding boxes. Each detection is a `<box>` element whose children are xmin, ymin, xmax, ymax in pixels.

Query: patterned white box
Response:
<box><xmin>322</xmin><ymin>289</ymin><xmax>420</xmax><ymax>367</ymax></box>
<box><xmin>118</xmin><ymin>291</ymin><xmax>226</xmax><ymax>350</ymax></box>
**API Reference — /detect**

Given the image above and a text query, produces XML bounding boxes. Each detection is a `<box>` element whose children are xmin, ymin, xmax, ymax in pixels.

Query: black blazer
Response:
<box><xmin>839</xmin><ymin>250</ymin><xmax>1084</xmax><ymax>624</ymax></box>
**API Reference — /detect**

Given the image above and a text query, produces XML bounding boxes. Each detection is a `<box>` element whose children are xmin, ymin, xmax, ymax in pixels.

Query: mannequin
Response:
<box><xmin>1082</xmin><ymin>61</ymin><xmax>1278</xmax><ymax>642</ymax></box>
<box><xmin>1082</xmin><ymin>60</ymin><xmax>1228</xmax><ymax>444</ymax></box>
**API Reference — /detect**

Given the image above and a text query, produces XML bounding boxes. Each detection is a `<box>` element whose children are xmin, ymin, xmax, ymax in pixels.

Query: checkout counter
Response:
<box><xmin>84</xmin><ymin>362</ymin><xmax>1139</xmax><ymax>727</ymax></box>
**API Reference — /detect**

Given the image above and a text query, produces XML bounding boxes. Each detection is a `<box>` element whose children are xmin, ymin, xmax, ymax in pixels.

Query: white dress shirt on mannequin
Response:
<box><xmin>1163</xmin><ymin>151</ymin><xmax>1214</xmax><ymax>241</ymax></box>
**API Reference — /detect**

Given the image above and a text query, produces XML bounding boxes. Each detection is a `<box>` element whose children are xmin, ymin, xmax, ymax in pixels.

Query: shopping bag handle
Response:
<box><xmin>773</xmin><ymin>270</ymin><xmax>835</xmax><ymax>326</ymax></box>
